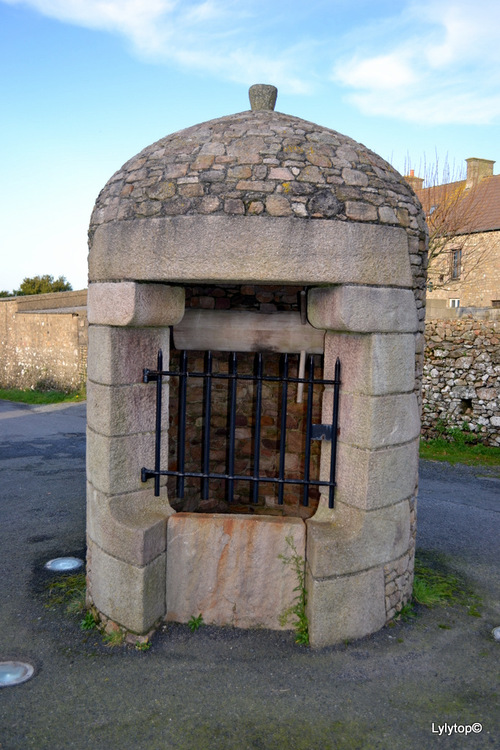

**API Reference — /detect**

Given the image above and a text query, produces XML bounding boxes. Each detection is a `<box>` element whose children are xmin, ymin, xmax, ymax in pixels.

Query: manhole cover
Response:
<box><xmin>0</xmin><ymin>662</ymin><xmax>35</xmax><ymax>687</ymax></box>
<box><xmin>44</xmin><ymin>557</ymin><xmax>84</xmax><ymax>572</ymax></box>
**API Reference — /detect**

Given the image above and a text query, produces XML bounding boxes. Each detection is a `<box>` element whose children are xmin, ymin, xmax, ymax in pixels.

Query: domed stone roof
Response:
<box><xmin>89</xmin><ymin>102</ymin><xmax>425</xmax><ymax>242</ymax></box>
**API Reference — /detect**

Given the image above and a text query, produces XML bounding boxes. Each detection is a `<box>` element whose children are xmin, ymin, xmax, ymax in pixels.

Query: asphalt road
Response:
<box><xmin>0</xmin><ymin>400</ymin><xmax>498</xmax><ymax>750</ymax></box>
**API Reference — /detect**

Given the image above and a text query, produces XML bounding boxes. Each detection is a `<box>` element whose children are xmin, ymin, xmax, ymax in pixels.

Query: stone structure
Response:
<box><xmin>86</xmin><ymin>86</ymin><xmax>427</xmax><ymax>646</ymax></box>
<box><xmin>0</xmin><ymin>290</ymin><xmax>87</xmax><ymax>391</ymax></box>
<box><xmin>422</xmin><ymin>316</ymin><xmax>500</xmax><ymax>445</ymax></box>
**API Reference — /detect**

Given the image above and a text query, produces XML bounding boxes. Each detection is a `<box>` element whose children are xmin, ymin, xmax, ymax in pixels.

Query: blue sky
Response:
<box><xmin>1</xmin><ymin>0</ymin><xmax>499</xmax><ymax>292</ymax></box>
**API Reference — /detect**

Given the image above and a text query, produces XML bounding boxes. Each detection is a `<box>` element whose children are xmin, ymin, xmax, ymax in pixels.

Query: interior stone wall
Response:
<box><xmin>167</xmin><ymin>284</ymin><xmax>322</xmax><ymax>516</ymax></box>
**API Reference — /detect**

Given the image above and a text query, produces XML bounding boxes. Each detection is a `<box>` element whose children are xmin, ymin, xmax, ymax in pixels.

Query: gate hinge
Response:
<box><xmin>311</xmin><ymin>424</ymin><xmax>333</xmax><ymax>441</ymax></box>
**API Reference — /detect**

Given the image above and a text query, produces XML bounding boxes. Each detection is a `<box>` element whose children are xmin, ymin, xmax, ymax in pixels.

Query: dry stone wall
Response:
<box><xmin>422</xmin><ymin>317</ymin><xmax>500</xmax><ymax>445</ymax></box>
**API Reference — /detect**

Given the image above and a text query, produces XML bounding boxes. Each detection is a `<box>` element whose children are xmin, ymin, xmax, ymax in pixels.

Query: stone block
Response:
<box><xmin>89</xmin><ymin>216</ymin><xmax>412</xmax><ymax>287</ymax></box>
<box><xmin>344</xmin><ymin>202</ymin><xmax>378</xmax><ymax>222</ymax></box>
<box><xmin>306</xmin><ymin>566</ymin><xmax>387</xmax><ymax>647</ymax></box>
<box><xmin>306</xmin><ymin>499</ymin><xmax>411</xmax><ymax>578</ymax></box>
<box><xmin>88</xmin><ymin>282</ymin><xmax>185</xmax><ymax>326</ymax></box>
<box><xmin>173</xmin><ymin>310</ymin><xmax>324</xmax><ymax>354</ymax></box>
<box><xmin>87</xmin><ymin>325</ymin><xmax>170</xmax><ymax>386</ymax></box>
<box><xmin>86</xmin><ymin>380</ymin><xmax>167</xmax><ymax>437</ymax></box>
<box><xmin>88</xmin><ymin>539</ymin><xmax>166</xmax><ymax>633</ymax></box>
<box><xmin>324</xmin><ymin>332</ymin><xmax>415</xmax><ymax>395</ymax></box>
<box><xmin>335</xmin><ymin>392</ymin><xmax>420</xmax><ymax>449</ymax></box>
<box><xmin>87</xmin><ymin>482</ymin><xmax>173</xmax><ymax>566</ymax></box>
<box><xmin>335</xmin><ymin>439</ymin><xmax>419</xmax><ymax>510</ymax></box>
<box><xmin>166</xmin><ymin>514</ymin><xmax>305</xmax><ymax>630</ymax></box>
<box><xmin>307</xmin><ymin>285</ymin><xmax>418</xmax><ymax>333</ymax></box>
<box><xmin>86</xmin><ymin>427</ymin><xmax>168</xmax><ymax>495</ymax></box>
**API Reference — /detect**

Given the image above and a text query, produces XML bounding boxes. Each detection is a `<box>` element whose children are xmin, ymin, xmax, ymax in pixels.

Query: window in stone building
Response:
<box><xmin>492</xmin><ymin>300</ymin><xmax>500</xmax><ymax>308</ymax></box>
<box><xmin>450</xmin><ymin>248</ymin><xmax>462</xmax><ymax>279</ymax></box>
<box><xmin>449</xmin><ymin>298</ymin><xmax>460</xmax><ymax>308</ymax></box>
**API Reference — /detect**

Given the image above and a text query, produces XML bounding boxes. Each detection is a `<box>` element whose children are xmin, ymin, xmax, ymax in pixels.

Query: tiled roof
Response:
<box><xmin>415</xmin><ymin>174</ymin><xmax>500</xmax><ymax>234</ymax></box>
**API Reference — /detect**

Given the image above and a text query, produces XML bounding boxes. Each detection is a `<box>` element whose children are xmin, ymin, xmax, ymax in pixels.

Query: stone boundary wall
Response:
<box><xmin>0</xmin><ymin>292</ymin><xmax>88</xmax><ymax>391</ymax></box>
<box><xmin>422</xmin><ymin>317</ymin><xmax>500</xmax><ymax>446</ymax></box>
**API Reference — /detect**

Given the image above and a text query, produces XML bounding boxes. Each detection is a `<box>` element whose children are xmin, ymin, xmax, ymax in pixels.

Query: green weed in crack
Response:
<box><xmin>278</xmin><ymin>535</ymin><xmax>309</xmax><ymax>645</ymax></box>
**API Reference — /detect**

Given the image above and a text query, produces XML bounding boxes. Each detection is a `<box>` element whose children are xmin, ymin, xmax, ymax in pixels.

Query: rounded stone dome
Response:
<box><xmin>89</xmin><ymin>105</ymin><xmax>425</xmax><ymax>240</ymax></box>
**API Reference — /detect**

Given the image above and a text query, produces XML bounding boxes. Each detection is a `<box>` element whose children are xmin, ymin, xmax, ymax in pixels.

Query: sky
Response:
<box><xmin>1</xmin><ymin>0</ymin><xmax>499</xmax><ymax>293</ymax></box>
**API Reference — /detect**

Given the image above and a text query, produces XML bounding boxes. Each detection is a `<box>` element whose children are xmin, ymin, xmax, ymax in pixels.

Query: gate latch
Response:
<box><xmin>143</xmin><ymin>368</ymin><xmax>159</xmax><ymax>383</ymax></box>
<box><xmin>311</xmin><ymin>424</ymin><xmax>333</xmax><ymax>441</ymax></box>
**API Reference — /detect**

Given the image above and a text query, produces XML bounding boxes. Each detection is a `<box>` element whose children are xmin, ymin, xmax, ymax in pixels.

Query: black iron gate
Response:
<box><xmin>141</xmin><ymin>350</ymin><xmax>340</xmax><ymax>509</ymax></box>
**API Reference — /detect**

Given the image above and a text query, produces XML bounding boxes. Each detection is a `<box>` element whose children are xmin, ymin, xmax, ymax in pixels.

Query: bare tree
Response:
<box><xmin>404</xmin><ymin>156</ymin><xmax>498</xmax><ymax>292</ymax></box>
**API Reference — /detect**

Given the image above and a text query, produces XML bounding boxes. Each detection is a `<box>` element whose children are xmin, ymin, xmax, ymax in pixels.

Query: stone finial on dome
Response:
<box><xmin>249</xmin><ymin>84</ymin><xmax>277</xmax><ymax>111</ymax></box>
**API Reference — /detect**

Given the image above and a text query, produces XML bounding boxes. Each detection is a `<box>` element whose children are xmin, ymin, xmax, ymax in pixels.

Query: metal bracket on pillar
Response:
<box><xmin>311</xmin><ymin>424</ymin><xmax>333</xmax><ymax>441</ymax></box>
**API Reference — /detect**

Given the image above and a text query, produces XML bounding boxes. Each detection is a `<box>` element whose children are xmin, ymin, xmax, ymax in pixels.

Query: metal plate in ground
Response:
<box><xmin>44</xmin><ymin>557</ymin><xmax>84</xmax><ymax>572</ymax></box>
<box><xmin>0</xmin><ymin>662</ymin><xmax>35</xmax><ymax>687</ymax></box>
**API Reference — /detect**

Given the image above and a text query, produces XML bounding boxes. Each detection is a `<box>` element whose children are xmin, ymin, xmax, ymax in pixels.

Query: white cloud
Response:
<box><xmin>338</xmin><ymin>52</ymin><xmax>419</xmax><ymax>91</ymax></box>
<box><xmin>4</xmin><ymin>0</ymin><xmax>500</xmax><ymax>124</ymax></box>
<box><xmin>4</xmin><ymin>0</ymin><xmax>174</xmax><ymax>38</ymax></box>
<box><xmin>350</xmin><ymin>89</ymin><xmax>500</xmax><ymax>127</ymax></box>
<box><xmin>3</xmin><ymin>0</ymin><xmax>315</xmax><ymax>93</ymax></box>
<box><xmin>333</xmin><ymin>0</ymin><xmax>500</xmax><ymax>125</ymax></box>
<box><xmin>419</xmin><ymin>0</ymin><xmax>500</xmax><ymax>68</ymax></box>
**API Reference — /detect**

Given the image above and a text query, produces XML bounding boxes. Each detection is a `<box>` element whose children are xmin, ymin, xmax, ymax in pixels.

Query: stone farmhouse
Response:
<box><xmin>405</xmin><ymin>157</ymin><xmax>500</xmax><ymax>312</ymax></box>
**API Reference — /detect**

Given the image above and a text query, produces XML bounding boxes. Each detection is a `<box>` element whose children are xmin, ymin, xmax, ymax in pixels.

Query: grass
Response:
<box><xmin>102</xmin><ymin>630</ymin><xmax>125</xmax><ymax>647</ymax></box>
<box><xmin>80</xmin><ymin>610</ymin><xmax>98</xmax><ymax>630</ymax></box>
<box><xmin>412</xmin><ymin>559</ymin><xmax>462</xmax><ymax>607</ymax></box>
<box><xmin>420</xmin><ymin>421</ymin><xmax>499</xmax><ymax>468</ymax></box>
<box><xmin>45</xmin><ymin>572</ymin><xmax>149</xmax><ymax>648</ymax></box>
<box><xmin>420</xmin><ymin>437</ymin><xmax>499</xmax><ymax>467</ymax></box>
<box><xmin>46</xmin><ymin>573</ymin><xmax>87</xmax><ymax>613</ymax></box>
<box><xmin>394</xmin><ymin>550</ymin><xmax>482</xmax><ymax>623</ymax></box>
<box><xmin>0</xmin><ymin>385</ymin><xmax>85</xmax><ymax>405</ymax></box>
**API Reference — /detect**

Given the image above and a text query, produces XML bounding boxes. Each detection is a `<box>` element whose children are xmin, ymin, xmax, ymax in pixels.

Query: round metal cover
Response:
<box><xmin>44</xmin><ymin>557</ymin><xmax>84</xmax><ymax>572</ymax></box>
<box><xmin>0</xmin><ymin>661</ymin><xmax>35</xmax><ymax>687</ymax></box>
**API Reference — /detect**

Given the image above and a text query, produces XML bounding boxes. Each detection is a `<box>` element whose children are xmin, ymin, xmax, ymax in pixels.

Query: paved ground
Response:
<box><xmin>0</xmin><ymin>400</ymin><xmax>499</xmax><ymax>750</ymax></box>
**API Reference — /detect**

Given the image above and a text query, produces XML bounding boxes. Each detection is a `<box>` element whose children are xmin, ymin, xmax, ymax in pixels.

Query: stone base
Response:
<box><xmin>166</xmin><ymin>513</ymin><xmax>305</xmax><ymax>630</ymax></box>
<box><xmin>306</xmin><ymin>566</ymin><xmax>387</xmax><ymax>647</ymax></box>
<box><xmin>87</xmin><ymin>539</ymin><xmax>166</xmax><ymax>634</ymax></box>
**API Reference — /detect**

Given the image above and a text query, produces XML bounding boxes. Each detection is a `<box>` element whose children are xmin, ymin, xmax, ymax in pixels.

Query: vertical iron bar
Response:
<box><xmin>329</xmin><ymin>357</ymin><xmax>341</xmax><ymax>509</ymax></box>
<box><xmin>176</xmin><ymin>350</ymin><xmax>188</xmax><ymax>499</ymax></box>
<box><xmin>227</xmin><ymin>352</ymin><xmax>237</xmax><ymax>504</ymax></box>
<box><xmin>202</xmin><ymin>350</ymin><xmax>213</xmax><ymax>500</ymax></box>
<box><xmin>277</xmin><ymin>354</ymin><xmax>289</xmax><ymax>505</ymax></box>
<box><xmin>302</xmin><ymin>354</ymin><xmax>315</xmax><ymax>506</ymax></box>
<box><xmin>153</xmin><ymin>349</ymin><xmax>163</xmax><ymax>497</ymax></box>
<box><xmin>252</xmin><ymin>353</ymin><xmax>263</xmax><ymax>504</ymax></box>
